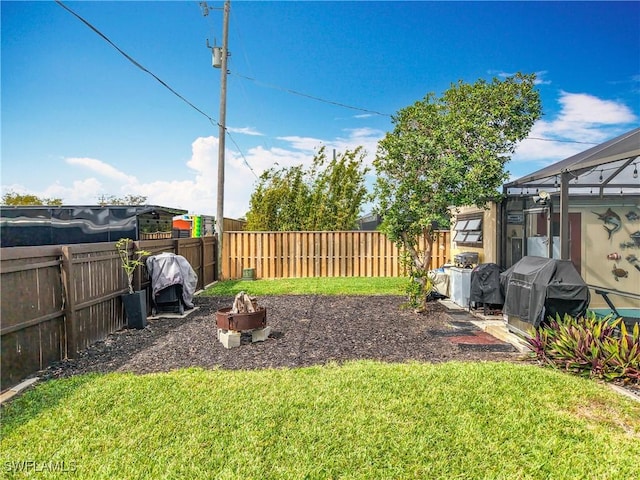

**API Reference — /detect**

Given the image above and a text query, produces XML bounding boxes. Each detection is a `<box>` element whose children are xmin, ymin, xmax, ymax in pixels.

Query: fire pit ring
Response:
<box><xmin>215</xmin><ymin>307</ymin><xmax>267</xmax><ymax>331</ymax></box>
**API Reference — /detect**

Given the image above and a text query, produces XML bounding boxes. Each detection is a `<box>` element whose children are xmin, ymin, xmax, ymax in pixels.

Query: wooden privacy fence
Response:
<box><xmin>222</xmin><ymin>230</ymin><xmax>450</xmax><ymax>279</ymax></box>
<box><xmin>0</xmin><ymin>237</ymin><xmax>216</xmax><ymax>390</ymax></box>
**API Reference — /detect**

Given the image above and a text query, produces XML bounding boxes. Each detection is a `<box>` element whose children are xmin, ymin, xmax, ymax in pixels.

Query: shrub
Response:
<box><xmin>526</xmin><ymin>311</ymin><xmax>640</xmax><ymax>384</ymax></box>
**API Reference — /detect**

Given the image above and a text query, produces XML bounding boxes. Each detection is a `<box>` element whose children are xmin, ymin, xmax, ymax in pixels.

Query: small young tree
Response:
<box><xmin>115</xmin><ymin>238</ymin><xmax>151</xmax><ymax>294</ymax></box>
<box><xmin>373</xmin><ymin>73</ymin><xmax>541</xmax><ymax>311</ymax></box>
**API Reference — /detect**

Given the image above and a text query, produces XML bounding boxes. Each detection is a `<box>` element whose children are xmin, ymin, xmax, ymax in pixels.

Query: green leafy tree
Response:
<box><xmin>1</xmin><ymin>191</ymin><xmax>63</xmax><ymax>206</ymax></box>
<box><xmin>307</xmin><ymin>147</ymin><xmax>370</xmax><ymax>230</ymax></box>
<box><xmin>373</xmin><ymin>73</ymin><xmax>541</xmax><ymax>311</ymax></box>
<box><xmin>245</xmin><ymin>146</ymin><xmax>369</xmax><ymax>231</ymax></box>
<box><xmin>245</xmin><ymin>164</ymin><xmax>309</xmax><ymax>231</ymax></box>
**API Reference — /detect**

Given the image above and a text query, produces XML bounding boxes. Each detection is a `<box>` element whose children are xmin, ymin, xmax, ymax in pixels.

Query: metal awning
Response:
<box><xmin>502</xmin><ymin>127</ymin><xmax>640</xmax><ymax>261</ymax></box>
<box><xmin>505</xmin><ymin>127</ymin><xmax>640</xmax><ymax>196</ymax></box>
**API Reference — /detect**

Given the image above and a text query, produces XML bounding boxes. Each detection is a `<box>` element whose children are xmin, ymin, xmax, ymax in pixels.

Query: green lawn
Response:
<box><xmin>201</xmin><ymin>276</ymin><xmax>407</xmax><ymax>296</ymax></box>
<box><xmin>2</xmin><ymin>361</ymin><xmax>639</xmax><ymax>479</ymax></box>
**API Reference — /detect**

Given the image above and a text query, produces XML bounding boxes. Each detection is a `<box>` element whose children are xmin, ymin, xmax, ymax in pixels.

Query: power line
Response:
<box><xmin>55</xmin><ymin>1</ymin><xmax>215</xmax><ymax>124</ymax></box>
<box><xmin>56</xmin><ymin>0</ymin><xmax>601</xmax><ymax>172</ymax></box>
<box><xmin>55</xmin><ymin>0</ymin><xmax>258</xmax><ymax>179</ymax></box>
<box><xmin>232</xmin><ymin>71</ymin><xmax>393</xmax><ymax>118</ymax></box>
<box><xmin>230</xmin><ymin>73</ymin><xmax>610</xmax><ymax>147</ymax></box>
<box><xmin>528</xmin><ymin>137</ymin><xmax>598</xmax><ymax>145</ymax></box>
<box><xmin>224</xmin><ymin>126</ymin><xmax>259</xmax><ymax>179</ymax></box>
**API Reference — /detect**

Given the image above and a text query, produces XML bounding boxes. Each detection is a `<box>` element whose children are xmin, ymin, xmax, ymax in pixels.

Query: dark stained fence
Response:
<box><xmin>1</xmin><ymin>237</ymin><xmax>217</xmax><ymax>390</ymax></box>
<box><xmin>61</xmin><ymin>243</ymin><xmax>126</xmax><ymax>356</ymax></box>
<box><xmin>1</xmin><ymin>246</ymin><xmax>65</xmax><ymax>391</ymax></box>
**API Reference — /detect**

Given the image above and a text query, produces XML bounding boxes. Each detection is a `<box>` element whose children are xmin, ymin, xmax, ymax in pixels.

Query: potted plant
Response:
<box><xmin>116</xmin><ymin>238</ymin><xmax>151</xmax><ymax>329</ymax></box>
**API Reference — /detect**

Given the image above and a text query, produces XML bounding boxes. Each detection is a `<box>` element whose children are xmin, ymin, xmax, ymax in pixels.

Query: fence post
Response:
<box><xmin>216</xmin><ymin>234</ymin><xmax>222</xmax><ymax>281</ymax></box>
<box><xmin>214</xmin><ymin>235</ymin><xmax>219</xmax><ymax>281</ymax></box>
<box><xmin>60</xmin><ymin>246</ymin><xmax>78</xmax><ymax>359</ymax></box>
<box><xmin>198</xmin><ymin>237</ymin><xmax>205</xmax><ymax>288</ymax></box>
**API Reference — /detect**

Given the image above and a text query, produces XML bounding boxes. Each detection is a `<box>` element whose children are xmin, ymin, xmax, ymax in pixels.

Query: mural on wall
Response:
<box><xmin>611</xmin><ymin>265</ymin><xmax>629</xmax><ymax>282</ymax></box>
<box><xmin>592</xmin><ymin>208</ymin><xmax>621</xmax><ymax>239</ymax></box>
<box><xmin>593</xmin><ymin>207</ymin><xmax>640</xmax><ymax>284</ymax></box>
<box><xmin>625</xmin><ymin>210</ymin><xmax>640</xmax><ymax>221</ymax></box>
<box><xmin>626</xmin><ymin>254</ymin><xmax>640</xmax><ymax>272</ymax></box>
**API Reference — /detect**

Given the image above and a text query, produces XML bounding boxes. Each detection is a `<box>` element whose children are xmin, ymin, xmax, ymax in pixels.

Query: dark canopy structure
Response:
<box><xmin>502</xmin><ymin>127</ymin><xmax>640</xmax><ymax>261</ymax></box>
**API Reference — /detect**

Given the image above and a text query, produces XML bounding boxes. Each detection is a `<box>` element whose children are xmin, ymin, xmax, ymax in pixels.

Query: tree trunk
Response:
<box><xmin>401</xmin><ymin>228</ymin><xmax>434</xmax><ymax>312</ymax></box>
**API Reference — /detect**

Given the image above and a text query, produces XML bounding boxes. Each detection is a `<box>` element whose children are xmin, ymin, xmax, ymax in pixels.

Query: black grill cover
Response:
<box><xmin>470</xmin><ymin>263</ymin><xmax>504</xmax><ymax>305</ymax></box>
<box><xmin>500</xmin><ymin>256</ymin><xmax>589</xmax><ymax>327</ymax></box>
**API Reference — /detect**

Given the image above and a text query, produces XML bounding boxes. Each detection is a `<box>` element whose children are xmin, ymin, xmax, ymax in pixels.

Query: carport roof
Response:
<box><xmin>504</xmin><ymin>127</ymin><xmax>640</xmax><ymax>196</ymax></box>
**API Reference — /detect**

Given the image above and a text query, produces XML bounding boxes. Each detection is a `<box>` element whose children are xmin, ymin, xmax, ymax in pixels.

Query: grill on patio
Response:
<box><xmin>500</xmin><ymin>256</ymin><xmax>590</xmax><ymax>336</ymax></box>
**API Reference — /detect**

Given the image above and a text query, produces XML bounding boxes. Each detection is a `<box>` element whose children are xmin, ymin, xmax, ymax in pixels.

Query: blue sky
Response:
<box><xmin>2</xmin><ymin>1</ymin><xmax>639</xmax><ymax>218</ymax></box>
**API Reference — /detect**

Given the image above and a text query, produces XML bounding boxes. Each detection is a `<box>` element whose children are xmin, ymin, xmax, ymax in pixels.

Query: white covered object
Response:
<box><xmin>146</xmin><ymin>253</ymin><xmax>198</xmax><ymax>308</ymax></box>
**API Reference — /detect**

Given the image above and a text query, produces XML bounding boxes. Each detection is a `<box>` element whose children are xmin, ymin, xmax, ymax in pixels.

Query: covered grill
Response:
<box><xmin>469</xmin><ymin>263</ymin><xmax>504</xmax><ymax>312</ymax></box>
<box><xmin>500</xmin><ymin>256</ymin><xmax>590</xmax><ymax>336</ymax></box>
<box><xmin>146</xmin><ymin>253</ymin><xmax>198</xmax><ymax>315</ymax></box>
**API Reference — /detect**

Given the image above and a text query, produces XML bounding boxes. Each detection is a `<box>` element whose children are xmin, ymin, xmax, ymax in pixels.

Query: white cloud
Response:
<box><xmin>226</xmin><ymin>126</ymin><xmax>264</xmax><ymax>136</ymax></box>
<box><xmin>512</xmin><ymin>91</ymin><xmax>638</xmax><ymax>167</ymax></box>
<box><xmin>141</xmin><ymin>128</ymin><xmax>385</xmax><ymax>218</ymax></box>
<box><xmin>9</xmin><ymin>128</ymin><xmax>379</xmax><ymax>219</ymax></box>
<box><xmin>21</xmin><ymin>90</ymin><xmax>634</xmax><ymax>219</ymax></box>
<box><xmin>239</xmin><ymin>144</ymin><xmax>310</xmax><ymax>172</ymax></box>
<box><xmin>65</xmin><ymin>157</ymin><xmax>137</xmax><ymax>184</ymax></box>
<box><xmin>187</xmin><ymin>135</ymin><xmax>218</xmax><ymax>179</ymax></box>
<box><xmin>45</xmin><ymin>178</ymin><xmax>106</xmax><ymax>204</ymax></box>
<box><xmin>276</xmin><ymin>135</ymin><xmax>325</xmax><ymax>152</ymax></box>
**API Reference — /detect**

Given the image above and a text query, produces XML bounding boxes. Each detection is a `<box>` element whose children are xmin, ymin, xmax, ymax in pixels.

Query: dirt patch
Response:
<box><xmin>40</xmin><ymin>295</ymin><xmax>522</xmax><ymax>381</ymax></box>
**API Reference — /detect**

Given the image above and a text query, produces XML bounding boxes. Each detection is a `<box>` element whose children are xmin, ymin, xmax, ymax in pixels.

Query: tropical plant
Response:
<box><xmin>526</xmin><ymin>312</ymin><xmax>640</xmax><ymax>383</ymax></box>
<box><xmin>115</xmin><ymin>238</ymin><xmax>151</xmax><ymax>294</ymax></box>
<box><xmin>373</xmin><ymin>73</ymin><xmax>541</xmax><ymax>311</ymax></box>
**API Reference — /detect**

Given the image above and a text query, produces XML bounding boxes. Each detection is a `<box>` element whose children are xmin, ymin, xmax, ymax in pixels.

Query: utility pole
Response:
<box><xmin>207</xmin><ymin>0</ymin><xmax>230</xmax><ymax>280</ymax></box>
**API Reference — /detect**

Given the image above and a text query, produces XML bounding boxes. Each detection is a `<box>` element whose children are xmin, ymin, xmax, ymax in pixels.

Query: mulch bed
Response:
<box><xmin>41</xmin><ymin>295</ymin><xmax>522</xmax><ymax>380</ymax></box>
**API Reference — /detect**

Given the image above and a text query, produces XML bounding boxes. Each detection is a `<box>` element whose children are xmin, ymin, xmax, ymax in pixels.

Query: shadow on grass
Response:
<box><xmin>1</xmin><ymin>374</ymin><xmax>100</xmax><ymax>438</ymax></box>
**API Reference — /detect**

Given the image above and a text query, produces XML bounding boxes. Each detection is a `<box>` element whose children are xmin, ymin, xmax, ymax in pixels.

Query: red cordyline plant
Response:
<box><xmin>526</xmin><ymin>312</ymin><xmax>640</xmax><ymax>384</ymax></box>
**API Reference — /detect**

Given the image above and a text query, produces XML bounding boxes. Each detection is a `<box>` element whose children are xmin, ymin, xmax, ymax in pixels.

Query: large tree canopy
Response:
<box><xmin>245</xmin><ymin>146</ymin><xmax>369</xmax><ymax>231</ymax></box>
<box><xmin>373</xmin><ymin>73</ymin><xmax>542</xmax><ymax>310</ymax></box>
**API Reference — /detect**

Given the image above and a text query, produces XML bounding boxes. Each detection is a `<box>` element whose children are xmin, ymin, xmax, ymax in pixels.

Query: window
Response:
<box><xmin>453</xmin><ymin>213</ymin><xmax>483</xmax><ymax>247</ymax></box>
